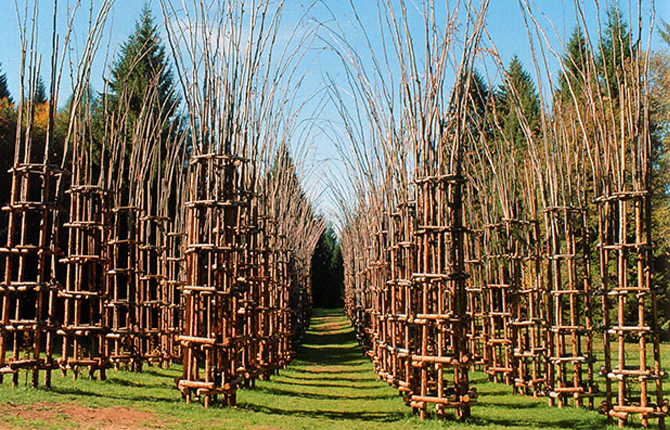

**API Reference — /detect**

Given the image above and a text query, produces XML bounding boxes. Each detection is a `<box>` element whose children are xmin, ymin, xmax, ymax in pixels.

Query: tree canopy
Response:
<box><xmin>311</xmin><ymin>227</ymin><xmax>344</xmax><ymax>308</ymax></box>
<box><xmin>497</xmin><ymin>55</ymin><xmax>541</xmax><ymax>154</ymax></box>
<box><xmin>558</xmin><ymin>27</ymin><xmax>588</xmax><ymax>100</ymax></box>
<box><xmin>0</xmin><ymin>63</ymin><xmax>11</xmax><ymax>103</ymax></box>
<box><xmin>598</xmin><ymin>7</ymin><xmax>632</xmax><ymax>99</ymax></box>
<box><xmin>108</xmin><ymin>4</ymin><xmax>177</xmax><ymax>125</ymax></box>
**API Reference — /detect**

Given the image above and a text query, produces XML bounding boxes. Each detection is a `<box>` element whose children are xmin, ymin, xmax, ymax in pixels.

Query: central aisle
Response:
<box><xmin>237</xmin><ymin>309</ymin><xmax>411</xmax><ymax>429</ymax></box>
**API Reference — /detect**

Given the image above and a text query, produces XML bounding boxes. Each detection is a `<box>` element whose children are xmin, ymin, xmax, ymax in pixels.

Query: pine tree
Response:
<box><xmin>558</xmin><ymin>27</ymin><xmax>588</xmax><ymax>100</ymax></box>
<box><xmin>34</xmin><ymin>76</ymin><xmax>47</xmax><ymax>104</ymax></box>
<box><xmin>598</xmin><ymin>7</ymin><xmax>632</xmax><ymax>99</ymax></box>
<box><xmin>497</xmin><ymin>55</ymin><xmax>541</xmax><ymax>153</ymax></box>
<box><xmin>108</xmin><ymin>4</ymin><xmax>177</xmax><ymax>125</ymax></box>
<box><xmin>0</xmin><ymin>63</ymin><xmax>11</xmax><ymax>103</ymax></box>
<box><xmin>0</xmin><ymin>62</ymin><xmax>15</xmax><ymax>215</ymax></box>
<box><xmin>468</xmin><ymin>70</ymin><xmax>489</xmax><ymax>123</ymax></box>
<box><xmin>462</xmin><ymin>69</ymin><xmax>492</xmax><ymax>153</ymax></box>
<box><xmin>311</xmin><ymin>227</ymin><xmax>344</xmax><ymax>308</ymax></box>
<box><xmin>98</xmin><ymin>4</ymin><xmax>180</xmax><ymax>204</ymax></box>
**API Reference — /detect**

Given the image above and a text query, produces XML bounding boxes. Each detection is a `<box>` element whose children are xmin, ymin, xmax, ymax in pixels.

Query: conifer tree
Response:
<box><xmin>497</xmin><ymin>55</ymin><xmax>541</xmax><ymax>154</ymax></box>
<box><xmin>468</xmin><ymin>70</ymin><xmax>489</xmax><ymax>122</ymax></box>
<box><xmin>311</xmin><ymin>227</ymin><xmax>344</xmax><ymax>308</ymax></box>
<box><xmin>462</xmin><ymin>69</ymin><xmax>493</xmax><ymax>149</ymax></box>
<box><xmin>0</xmin><ymin>62</ymin><xmax>14</xmax><ymax>217</ymax></box>
<box><xmin>98</xmin><ymin>4</ymin><xmax>180</xmax><ymax>205</ymax></box>
<box><xmin>0</xmin><ymin>63</ymin><xmax>11</xmax><ymax>103</ymax></box>
<box><xmin>34</xmin><ymin>76</ymin><xmax>47</xmax><ymax>104</ymax></box>
<box><xmin>558</xmin><ymin>27</ymin><xmax>588</xmax><ymax>100</ymax></box>
<box><xmin>598</xmin><ymin>7</ymin><xmax>632</xmax><ymax>99</ymax></box>
<box><xmin>108</xmin><ymin>4</ymin><xmax>177</xmax><ymax>126</ymax></box>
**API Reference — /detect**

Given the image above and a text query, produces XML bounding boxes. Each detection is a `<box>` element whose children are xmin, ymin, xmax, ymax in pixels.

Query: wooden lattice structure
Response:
<box><xmin>136</xmin><ymin>213</ymin><xmax>168</xmax><ymax>365</ymax></box>
<box><xmin>382</xmin><ymin>202</ymin><xmax>415</xmax><ymax>394</ymax></box>
<box><xmin>248</xmin><ymin>213</ymin><xmax>276</xmax><ymax>379</ymax></box>
<box><xmin>369</xmin><ymin>219</ymin><xmax>389</xmax><ymax>376</ymax></box>
<box><xmin>59</xmin><ymin>176</ymin><xmax>111</xmax><ymax>380</ymax></box>
<box><xmin>105</xmin><ymin>205</ymin><xmax>140</xmax><ymax>369</ymax></box>
<box><xmin>481</xmin><ymin>221</ymin><xmax>515</xmax><ymax>385</ymax></box>
<box><xmin>164</xmin><ymin>227</ymin><xmax>186</xmax><ymax>363</ymax></box>
<box><xmin>1</xmin><ymin>2</ymin><xmax>668</xmax><ymax>429</ymax></box>
<box><xmin>464</xmin><ymin>227</ymin><xmax>487</xmax><ymax>370</ymax></box>
<box><xmin>597</xmin><ymin>191</ymin><xmax>668</xmax><ymax>427</ymax></box>
<box><xmin>508</xmin><ymin>219</ymin><xmax>545</xmax><ymax>397</ymax></box>
<box><xmin>544</xmin><ymin>206</ymin><xmax>595</xmax><ymax>407</ymax></box>
<box><xmin>0</xmin><ymin>138</ymin><xmax>62</xmax><ymax>387</ymax></box>
<box><xmin>408</xmin><ymin>174</ymin><xmax>474</xmax><ymax>419</ymax></box>
<box><xmin>178</xmin><ymin>153</ymin><xmax>248</xmax><ymax>407</ymax></box>
<box><xmin>163</xmin><ymin>161</ymin><xmax>190</xmax><ymax>365</ymax></box>
<box><xmin>274</xmin><ymin>244</ymin><xmax>293</xmax><ymax>365</ymax></box>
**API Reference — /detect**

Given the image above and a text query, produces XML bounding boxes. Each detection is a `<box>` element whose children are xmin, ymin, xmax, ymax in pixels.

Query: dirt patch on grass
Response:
<box><xmin>1</xmin><ymin>401</ymin><xmax>163</xmax><ymax>429</ymax></box>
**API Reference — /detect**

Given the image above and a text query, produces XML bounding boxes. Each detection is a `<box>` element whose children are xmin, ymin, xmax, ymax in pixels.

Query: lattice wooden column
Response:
<box><xmin>239</xmin><ymin>203</ymin><xmax>260</xmax><ymax>385</ymax></box>
<box><xmin>289</xmin><ymin>252</ymin><xmax>312</xmax><ymax>353</ymax></box>
<box><xmin>275</xmin><ymin>245</ymin><xmax>291</xmax><ymax>365</ymax></box>
<box><xmin>254</xmin><ymin>215</ymin><xmax>275</xmax><ymax>379</ymax></box>
<box><xmin>380</xmin><ymin>211</ymin><xmax>397</xmax><ymax>386</ymax></box>
<box><xmin>370</xmin><ymin>225</ymin><xmax>387</xmax><ymax>374</ymax></box>
<box><xmin>260</xmin><ymin>217</ymin><xmax>281</xmax><ymax>378</ymax></box>
<box><xmin>105</xmin><ymin>206</ymin><xmax>141</xmax><ymax>370</ymax></box>
<box><xmin>465</xmin><ymin>228</ymin><xmax>487</xmax><ymax>369</ymax></box>
<box><xmin>137</xmin><ymin>214</ymin><xmax>169</xmax><ymax>365</ymax></box>
<box><xmin>482</xmin><ymin>222</ymin><xmax>515</xmax><ymax>385</ymax></box>
<box><xmin>0</xmin><ymin>161</ymin><xmax>62</xmax><ymax>387</ymax></box>
<box><xmin>380</xmin><ymin>210</ymin><xmax>400</xmax><ymax>388</ymax></box>
<box><xmin>288</xmin><ymin>254</ymin><xmax>301</xmax><ymax>359</ymax></box>
<box><xmin>58</xmin><ymin>185</ymin><xmax>110</xmax><ymax>380</ymax></box>
<box><xmin>360</xmin><ymin>227</ymin><xmax>375</xmax><ymax>354</ymax></box>
<box><xmin>343</xmin><ymin>247</ymin><xmax>356</xmax><ymax>324</ymax></box>
<box><xmin>597</xmin><ymin>192</ymin><xmax>668</xmax><ymax>428</ymax></box>
<box><xmin>508</xmin><ymin>219</ymin><xmax>546</xmax><ymax>397</ymax></box>
<box><xmin>384</xmin><ymin>201</ymin><xmax>415</xmax><ymax>398</ymax></box>
<box><xmin>409</xmin><ymin>175</ymin><xmax>474</xmax><ymax>420</ymax></box>
<box><xmin>164</xmin><ymin>229</ymin><xmax>185</xmax><ymax>364</ymax></box>
<box><xmin>178</xmin><ymin>153</ymin><xmax>248</xmax><ymax>407</ymax></box>
<box><xmin>353</xmin><ymin>253</ymin><xmax>368</xmax><ymax>348</ymax></box>
<box><xmin>381</xmin><ymin>222</ymin><xmax>394</xmax><ymax>382</ymax></box>
<box><xmin>544</xmin><ymin>206</ymin><xmax>595</xmax><ymax>408</ymax></box>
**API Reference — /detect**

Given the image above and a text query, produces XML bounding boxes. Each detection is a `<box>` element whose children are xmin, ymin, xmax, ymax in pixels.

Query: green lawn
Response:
<box><xmin>0</xmin><ymin>309</ymin><xmax>663</xmax><ymax>429</ymax></box>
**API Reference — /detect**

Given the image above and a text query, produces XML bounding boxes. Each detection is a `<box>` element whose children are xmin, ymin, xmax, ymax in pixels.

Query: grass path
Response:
<box><xmin>0</xmin><ymin>309</ymin><xmax>641</xmax><ymax>429</ymax></box>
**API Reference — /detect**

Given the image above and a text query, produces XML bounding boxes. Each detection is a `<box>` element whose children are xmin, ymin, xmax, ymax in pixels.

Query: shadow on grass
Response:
<box><xmin>267</xmin><ymin>380</ymin><xmax>380</xmax><ymax>390</ymax></box>
<box><xmin>288</xmin><ymin>367</ymin><xmax>371</xmax><ymax>375</ymax></box>
<box><xmin>239</xmin><ymin>402</ymin><xmax>409</xmax><ymax>422</ymax></box>
<box><xmin>258</xmin><ymin>386</ymin><xmax>397</xmax><ymax>401</ymax></box>
<box><xmin>478</xmin><ymin>400</ymin><xmax>542</xmax><ymax>409</ymax></box>
<box><xmin>295</xmin><ymin>329</ymin><xmax>366</xmax><ymax>364</ymax></box>
<box><xmin>104</xmin><ymin>377</ymin><xmax>173</xmax><ymax>389</ymax></box>
<box><xmin>278</xmin><ymin>374</ymin><xmax>374</xmax><ymax>382</ymax></box>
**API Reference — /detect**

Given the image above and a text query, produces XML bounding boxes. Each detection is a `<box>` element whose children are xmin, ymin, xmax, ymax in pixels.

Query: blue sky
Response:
<box><xmin>0</xmin><ymin>1</ymin><xmax>666</xmax><ymax>104</ymax></box>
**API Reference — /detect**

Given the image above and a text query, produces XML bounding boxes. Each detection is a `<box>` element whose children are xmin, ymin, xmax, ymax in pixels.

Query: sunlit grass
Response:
<box><xmin>0</xmin><ymin>309</ymin><xmax>667</xmax><ymax>429</ymax></box>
